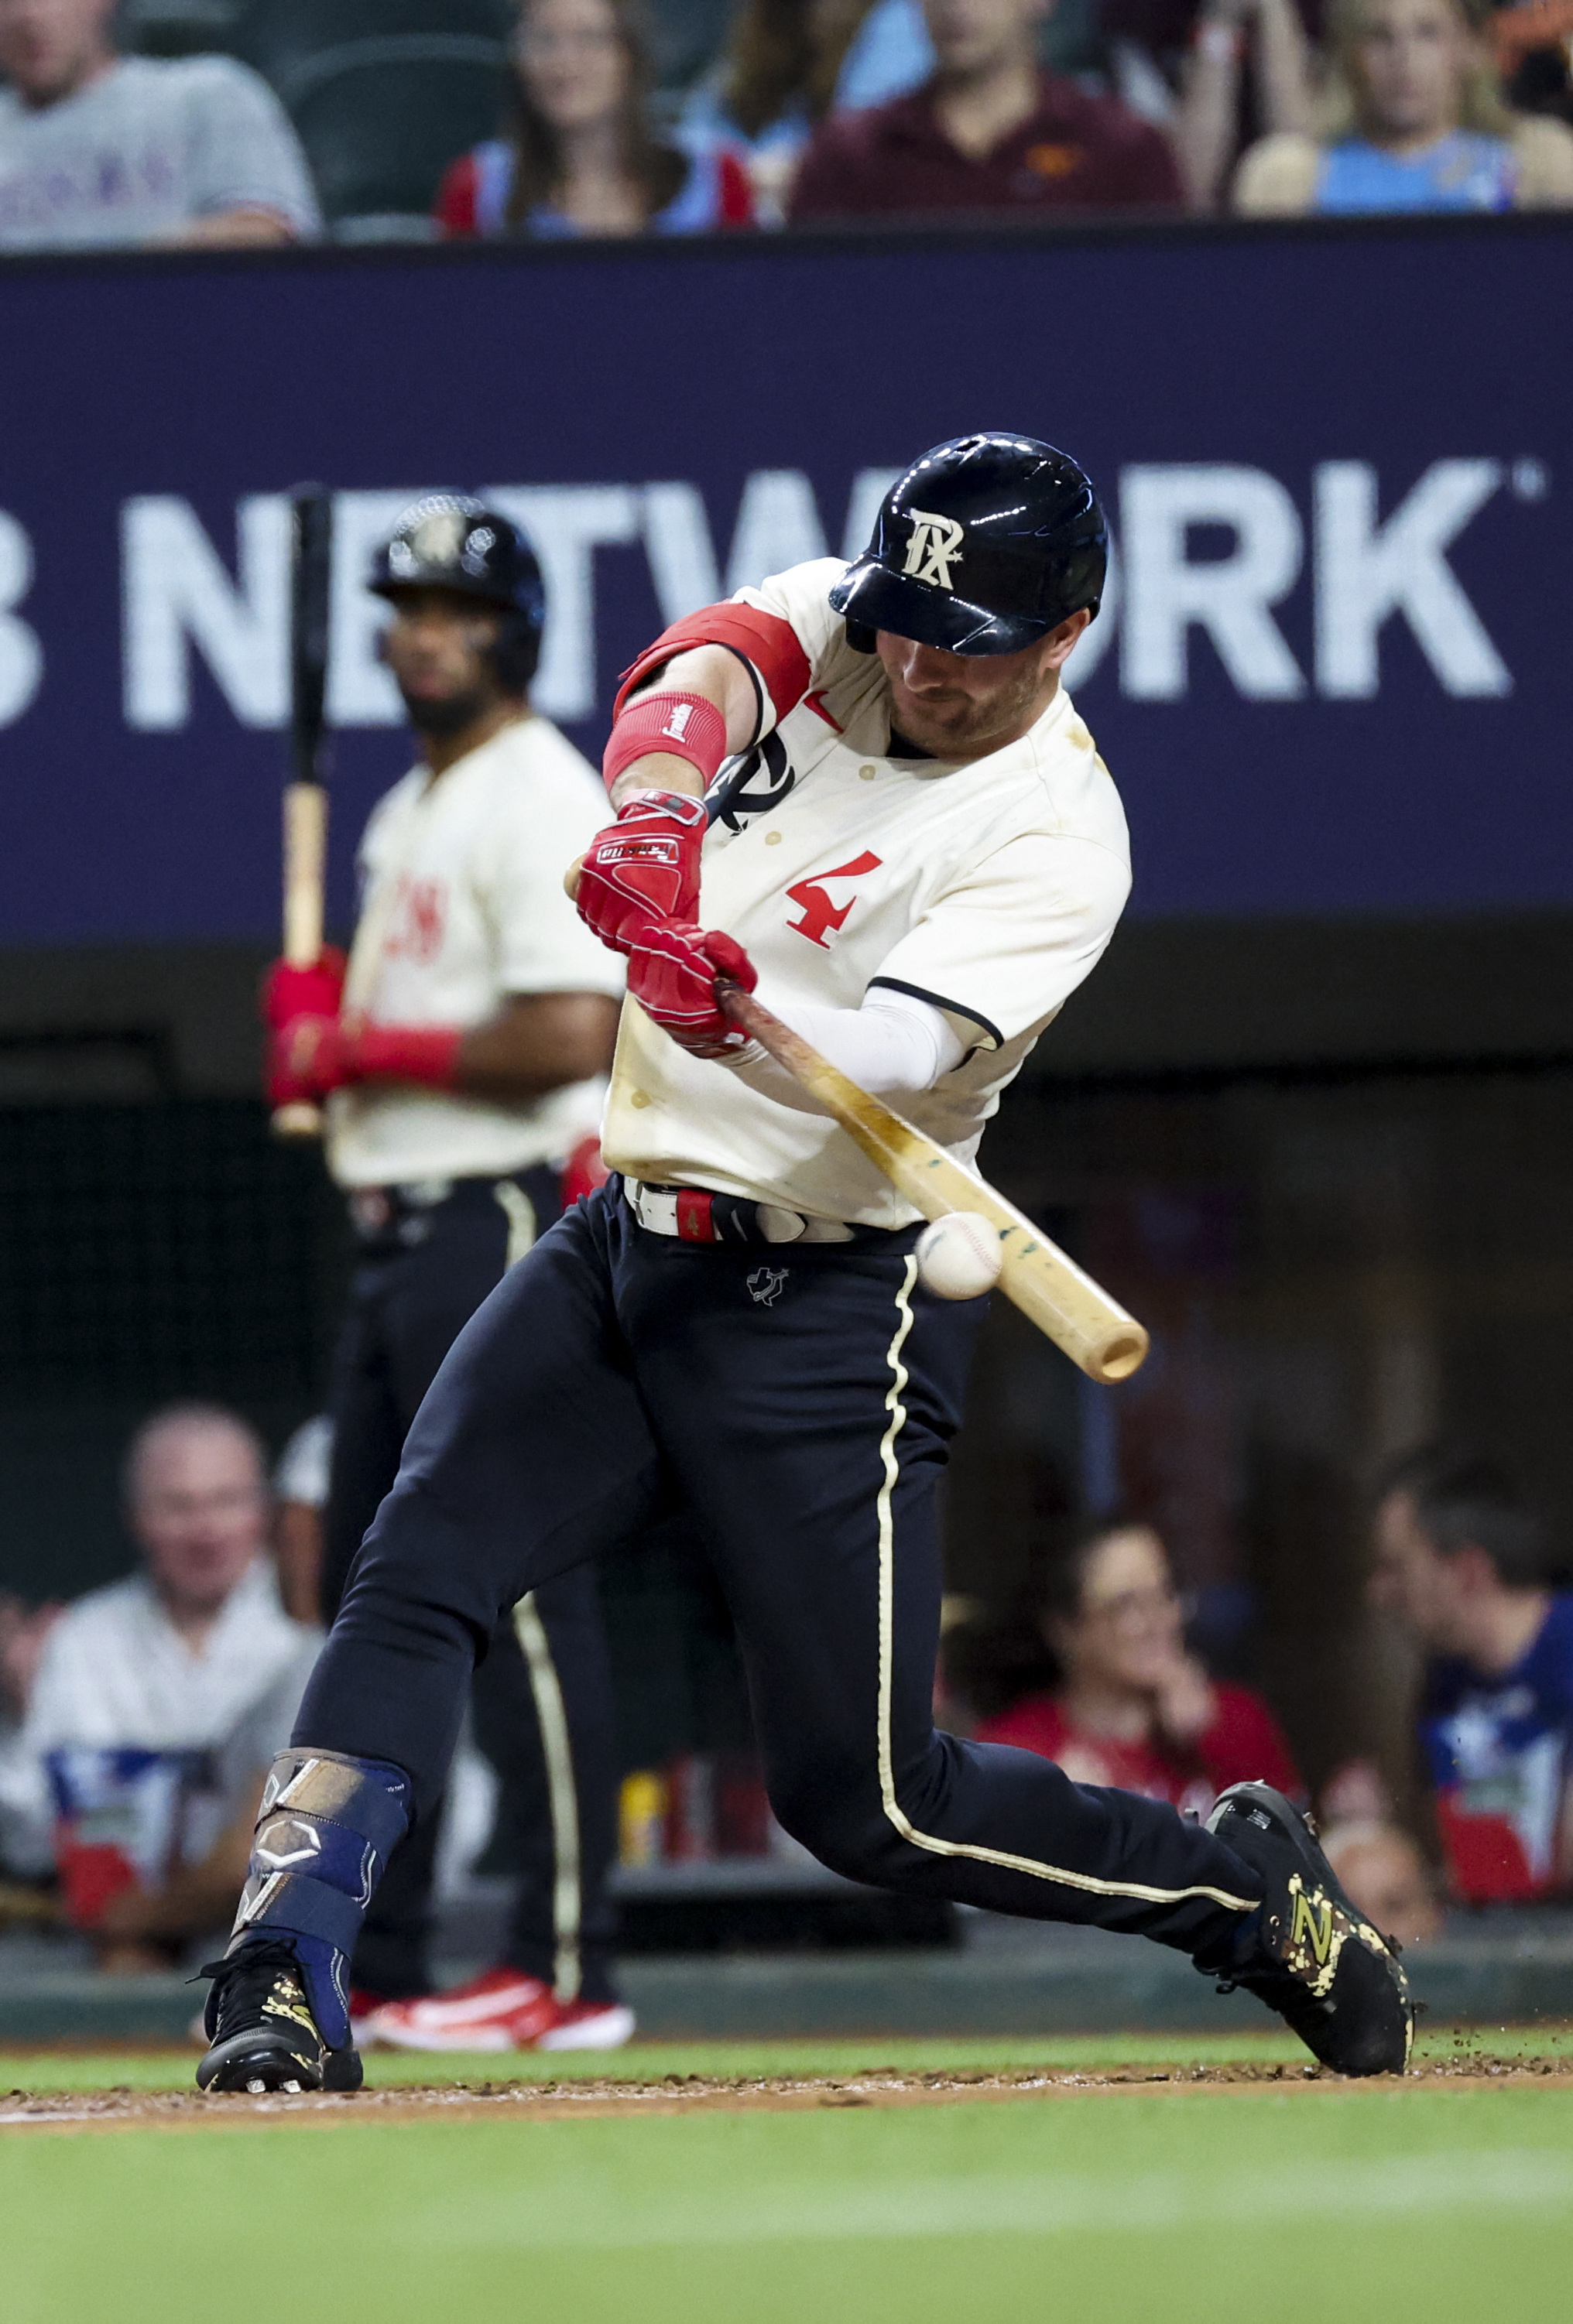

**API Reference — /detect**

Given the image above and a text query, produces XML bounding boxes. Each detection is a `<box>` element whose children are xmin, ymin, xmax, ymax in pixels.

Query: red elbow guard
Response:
<box><xmin>601</xmin><ymin>690</ymin><xmax>730</xmax><ymax>795</ymax></box>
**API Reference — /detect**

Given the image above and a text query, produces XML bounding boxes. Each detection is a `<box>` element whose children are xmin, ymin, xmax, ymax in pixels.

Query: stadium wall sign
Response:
<box><xmin>0</xmin><ymin>217</ymin><xmax>1565</xmax><ymax>940</ymax></box>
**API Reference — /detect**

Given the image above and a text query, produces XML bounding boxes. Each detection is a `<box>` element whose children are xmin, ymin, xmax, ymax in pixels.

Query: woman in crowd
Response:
<box><xmin>973</xmin><ymin>1518</ymin><xmax>1301</xmax><ymax>1819</ymax></box>
<box><xmin>1234</xmin><ymin>0</ymin><xmax>1573</xmax><ymax>210</ymax></box>
<box><xmin>682</xmin><ymin>0</ymin><xmax>934</xmax><ymax>221</ymax></box>
<box><xmin>1150</xmin><ymin>0</ymin><xmax>1318</xmax><ymax>207</ymax></box>
<box><xmin>436</xmin><ymin>0</ymin><xmax>755</xmax><ymax>240</ymax></box>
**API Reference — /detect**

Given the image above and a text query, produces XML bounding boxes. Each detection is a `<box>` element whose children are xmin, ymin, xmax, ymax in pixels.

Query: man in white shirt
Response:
<box><xmin>201</xmin><ymin>435</ymin><xmax>1410</xmax><ymax>2094</ymax></box>
<box><xmin>262</xmin><ymin>496</ymin><xmax>631</xmax><ymax>2055</ymax></box>
<box><xmin>10</xmin><ymin>1404</ymin><xmax>319</xmax><ymax>1970</ymax></box>
<box><xmin>0</xmin><ymin>0</ymin><xmax>320</xmax><ymax>250</ymax></box>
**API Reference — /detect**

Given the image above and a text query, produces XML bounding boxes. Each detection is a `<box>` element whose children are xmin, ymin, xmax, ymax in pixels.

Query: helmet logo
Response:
<box><xmin>903</xmin><ymin>509</ymin><xmax>965</xmax><ymax>592</ymax></box>
<box><xmin>410</xmin><ymin>509</ymin><xmax>469</xmax><ymax>565</ymax></box>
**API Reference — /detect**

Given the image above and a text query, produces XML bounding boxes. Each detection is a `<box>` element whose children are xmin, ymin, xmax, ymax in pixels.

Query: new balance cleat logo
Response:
<box><xmin>1290</xmin><ymin>1881</ymin><xmax>1335</xmax><ymax>1968</ymax></box>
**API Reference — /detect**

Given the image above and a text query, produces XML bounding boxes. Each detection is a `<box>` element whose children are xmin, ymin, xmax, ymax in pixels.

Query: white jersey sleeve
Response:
<box><xmin>732</xmin><ymin>558</ymin><xmax>869</xmax><ymax>736</ymax></box>
<box><xmin>869</xmin><ymin>827</ymin><xmax>1132</xmax><ymax>1050</ymax></box>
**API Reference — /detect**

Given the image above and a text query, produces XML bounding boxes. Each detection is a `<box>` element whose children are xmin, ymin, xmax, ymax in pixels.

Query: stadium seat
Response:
<box><xmin>642</xmin><ymin>0</ymin><xmax>735</xmax><ymax>92</ymax></box>
<box><xmin>121</xmin><ymin>1</ymin><xmax>248</xmax><ymax>61</ymax></box>
<box><xmin>234</xmin><ymin>0</ymin><xmax>514</xmax><ymax>238</ymax></box>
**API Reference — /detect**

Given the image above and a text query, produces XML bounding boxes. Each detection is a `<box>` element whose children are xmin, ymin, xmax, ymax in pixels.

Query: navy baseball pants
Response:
<box><xmin>296</xmin><ymin>1180</ymin><xmax>1263</xmax><ymax>1960</ymax></box>
<box><xmin>324</xmin><ymin>1169</ymin><xmax>619</xmax><ymax>2004</ymax></box>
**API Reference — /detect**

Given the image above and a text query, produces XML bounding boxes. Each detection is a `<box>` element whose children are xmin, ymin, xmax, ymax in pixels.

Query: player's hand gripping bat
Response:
<box><xmin>716</xmin><ymin>980</ymin><xmax>1149</xmax><ymax>1385</ymax></box>
<box><xmin>272</xmin><ymin>486</ymin><xmax>334</xmax><ymax>1141</ymax></box>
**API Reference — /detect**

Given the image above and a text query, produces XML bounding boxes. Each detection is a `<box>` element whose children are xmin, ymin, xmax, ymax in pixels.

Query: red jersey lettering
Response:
<box><xmin>384</xmin><ymin>874</ymin><xmax>447</xmax><ymax>965</ymax></box>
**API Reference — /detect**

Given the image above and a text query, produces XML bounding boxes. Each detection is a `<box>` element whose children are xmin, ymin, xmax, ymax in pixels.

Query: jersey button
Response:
<box><xmin>858</xmin><ymin>765</ymin><xmax>876</xmax><ymax>781</ymax></box>
<box><xmin>629</xmin><ymin>1091</ymin><xmax>652</xmax><ymax>1108</ymax></box>
<box><xmin>765</xmin><ymin>829</ymin><xmax>783</xmax><ymax>845</ymax></box>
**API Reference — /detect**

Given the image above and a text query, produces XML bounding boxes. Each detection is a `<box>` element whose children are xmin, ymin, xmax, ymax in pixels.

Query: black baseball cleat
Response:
<box><xmin>1205</xmin><ymin>1782</ymin><xmax>1413</xmax><ymax>2076</ymax></box>
<box><xmin>196</xmin><ymin>1939</ymin><xmax>363</xmax><ymax>2095</ymax></box>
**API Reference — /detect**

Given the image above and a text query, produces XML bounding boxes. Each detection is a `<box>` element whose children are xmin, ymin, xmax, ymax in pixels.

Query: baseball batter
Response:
<box><xmin>260</xmin><ymin>497</ymin><xmax>632</xmax><ymax>2053</ymax></box>
<box><xmin>202</xmin><ymin>437</ymin><xmax>1409</xmax><ymax>2093</ymax></box>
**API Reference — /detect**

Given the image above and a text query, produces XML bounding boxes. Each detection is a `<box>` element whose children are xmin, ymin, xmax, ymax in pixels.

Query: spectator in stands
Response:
<box><xmin>1157</xmin><ymin>0</ymin><xmax>1317</xmax><ymax>205</ymax></box>
<box><xmin>0</xmin><ymin>1592</ymin><xmax>61</xmax><ymax>1879</ymax></box>
<box><xmin>0</xmin><ymin>0</ymin><xmax>320</xmax><ymax>251</ymax></box>
<box><xmin>436</xmin><ymin>0</ymin><xmax>754</xmax><ymax>239</ymax></box>
<box><xmin>973</xmin><ymin>1517</ymin><xmax>1300</xmax><ymax>1815</ymax></box>
<box><xmin>1234</xmin><ymin>0</ymin><xmax>1573</xmax><ymax>208</ymax></box>
<box><xmin>272</xmin><ymin>1413</ymin><xmax>331</xmax><ymax>1627</ymax></box>
<box><xmin>682</xmin><ymin>0</ymin><xmax>935</xmax><ymax>221</ymax></box>
<box><xmin>1372</xmin><ymin>1446</ymin><xmax>1573</xmax><ymax>1902</ymax></box>
<box><xmin>9</xmin><ymin>1404</ymin><xmax>320</xmax><ymax>1970</ymax></box>
<box><xmin>1322</xmin><ymin>1817</ymin><xmax>1443</xmax><ymax>1946</ymax></box>
<box><xmin>1488</xmin><ymin>0</ymin><xmax>1573</xmax><ymax>128</ymax></box>
<box><xmin>789</xmin><ymin>0</ymin><xmax>1184</xmax><ymax>222</ymax></box>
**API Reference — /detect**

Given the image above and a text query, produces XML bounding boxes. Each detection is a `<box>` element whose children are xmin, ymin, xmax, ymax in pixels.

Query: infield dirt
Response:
<box><xmin>3</xmin><ymin>2049</ymin><xmax>1570</xmax><ymax>2132</ymax></box>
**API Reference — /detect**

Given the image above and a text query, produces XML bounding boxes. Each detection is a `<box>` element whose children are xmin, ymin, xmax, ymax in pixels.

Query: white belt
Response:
<box><xmin>626</xmin><ymin>1179</ymin><xmax>854</xmax><ymax>1244</ymax></box>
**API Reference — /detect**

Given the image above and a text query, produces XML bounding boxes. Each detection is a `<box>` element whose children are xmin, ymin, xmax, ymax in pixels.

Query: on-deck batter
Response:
<box><xmin>200</xmin><ymin>436</ymin><xmax>1410</xmax><ymax>2093</ymax></box>
<box><xmin>260</xmin><ymin>496</ymin><xmax>632</xmax><ymax>2055</ymax></box>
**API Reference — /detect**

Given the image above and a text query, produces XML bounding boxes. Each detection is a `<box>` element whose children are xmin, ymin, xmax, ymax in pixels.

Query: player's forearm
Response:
<box><xmin>609</xmin><ymin>645</ymin><xmax>758</xmax><ymax>807</ymax></box>
<box><xmin>1251</xmin><ymin>0</ymin><xmax>1313</xmax><ymax>135</ymax></box>
<box><xmin>1171</xmin><ymin>11</ymin><xmax>1246</xmax><ymax>207</ymax></box>
<box><xmin>457</xmin><ymin>992</ymin><xmax>620</xmax><ymax>1102</ymax></box>
<box><xmin>726</xmin><ymin>990</ymin><xmax>966</xmax><ymax>1116</ymax></box>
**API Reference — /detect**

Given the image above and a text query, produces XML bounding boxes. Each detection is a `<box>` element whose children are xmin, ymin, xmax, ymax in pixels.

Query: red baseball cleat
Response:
<box><xmin>365</xmin><ymin>1966</ymin><xmax>635</xmax><ymax>2054</ymax></box>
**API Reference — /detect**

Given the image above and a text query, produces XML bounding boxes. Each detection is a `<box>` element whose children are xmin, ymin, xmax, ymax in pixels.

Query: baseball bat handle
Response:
<box><xmin>716</xmin><ymin>979</ymin><xmax>1148</xmax><ymax>1384</ymax></box>
<box><xmin>282</xmin><ymin>781</ymin><xmax>327</xmax><ymax>967</ymax></box>
<box><xmin>272</xmin><ymin>779</ymin><xmax>330</xmax><ymax>1141</ymax></box>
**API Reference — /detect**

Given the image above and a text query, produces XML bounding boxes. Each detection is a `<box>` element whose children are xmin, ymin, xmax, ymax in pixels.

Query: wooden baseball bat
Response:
<box><xmin>273</xmin><ymin>486</ymin><xmax>334</xmax><ymax>1141</ymax></box>
<box><xmin>717</xmin><ymin>981</ymin><xmax>1149</xmax><ymax>1385</ymax></box>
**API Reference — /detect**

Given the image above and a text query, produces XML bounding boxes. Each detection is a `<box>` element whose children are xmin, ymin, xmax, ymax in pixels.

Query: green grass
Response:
<box><xmin>0</xmin><ymin>2021</ymin><xmax>1565</xmax><ymax>2093</ymax></box>
<box><xmin>3</xmin><ymin>2035</ymin><xmax>1572</xmax><ymax>2323</ymax></box>
<box><xmin>3</xmin><ymin>2079</ymin><xmax>1573</xmax><ymax>2323</ymax></box>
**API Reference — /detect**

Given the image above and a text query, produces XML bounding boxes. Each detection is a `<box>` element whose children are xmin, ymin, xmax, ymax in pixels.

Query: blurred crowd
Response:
<box><xmin>2</xmin><ymin>0</ymin><xmax>1571</xmax><ymax>252</ymax></box>
<box><xmin>3</xmin><ymin>1401</ymin><xmax>1573</xmax><ymax>1968</ymax></box>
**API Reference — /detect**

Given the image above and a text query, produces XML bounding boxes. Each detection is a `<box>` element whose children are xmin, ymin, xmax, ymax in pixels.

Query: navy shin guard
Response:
<box><xmin>218</xmin><ymin>1748</ymin><xmax>413</xmax><ymax>2047</ymax></box>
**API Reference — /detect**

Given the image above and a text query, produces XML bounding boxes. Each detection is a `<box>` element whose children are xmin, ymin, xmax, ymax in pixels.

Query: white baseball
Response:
<box><xmin>916</xmin><ymin>1211</ymin><xmax>1002</xmax><ymax>1300</ymax></box>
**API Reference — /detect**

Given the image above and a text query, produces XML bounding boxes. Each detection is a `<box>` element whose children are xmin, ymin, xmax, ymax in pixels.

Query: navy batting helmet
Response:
<box><xmin>829</xmin><ymin>434</ymin><xmax>1106</xmax><ymax>657</ymax></box>
<box><xmin>368</xmin><ymin>495</ymin><xmax>545</xmax><ymax>692</ymax></box>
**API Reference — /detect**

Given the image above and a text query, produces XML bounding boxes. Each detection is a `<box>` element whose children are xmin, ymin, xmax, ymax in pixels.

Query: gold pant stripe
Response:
<box><xmin>873</xmin><ymin>1256</ymin><xmax>1259</xmax><ymax>1916</ymax></box>
<box><xmin>493</xmin><ymin>1181</ymin><xmax>538</xmax><ymax>1271</ymax></box>
<box><xmin>512</xmin><ymin>1592</ymin><xmax>583</xmax><ymax>2001</ymax></box>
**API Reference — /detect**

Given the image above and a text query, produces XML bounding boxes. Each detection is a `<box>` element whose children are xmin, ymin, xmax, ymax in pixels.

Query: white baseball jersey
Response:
<box><xmin>602</xmin><ymin>558</ymin><xmax>1132</xmax><ymax>1228</ymax></box>
<box><xmin>327</xmin><ymin>716</ymin><xmax>625</xmax><ymax>1190</ymax></box>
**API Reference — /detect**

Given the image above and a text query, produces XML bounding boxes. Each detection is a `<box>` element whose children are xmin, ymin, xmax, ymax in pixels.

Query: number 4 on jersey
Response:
<box><xmin>786</xmin><ymin>852</ymin><xmax>882</xmax><ymax>949</ymax></box>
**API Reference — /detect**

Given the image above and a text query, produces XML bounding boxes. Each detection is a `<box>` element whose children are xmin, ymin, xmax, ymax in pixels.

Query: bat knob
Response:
<box><xmin>271</xmin><ymin>1101</ymin><xmax>324</xmax><ymax>1142</ymax></box>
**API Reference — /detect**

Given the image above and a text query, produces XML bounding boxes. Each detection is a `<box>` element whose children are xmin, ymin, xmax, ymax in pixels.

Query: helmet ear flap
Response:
<box><xmin>843</xmin><ymin>620</ymin><xmax>876</xmax><ymax>655</ymax></box>
<box><xmin>492</xmin><ymin>609</ymin><xmax>542</xmax><ymax>694</ymax></box>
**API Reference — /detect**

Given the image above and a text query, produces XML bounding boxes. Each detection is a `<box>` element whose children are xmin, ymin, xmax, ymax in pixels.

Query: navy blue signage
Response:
<box><xmin>0</xmin><ymin>217</ymin><xmax>1567</xmax><ymax>943</ymax></box>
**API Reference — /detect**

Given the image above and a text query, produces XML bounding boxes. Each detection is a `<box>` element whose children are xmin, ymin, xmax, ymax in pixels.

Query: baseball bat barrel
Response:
<box><xmin>718</xmin><ymin>981</ymin><xmax>1149</xmax><ymax>1385</ymax></box>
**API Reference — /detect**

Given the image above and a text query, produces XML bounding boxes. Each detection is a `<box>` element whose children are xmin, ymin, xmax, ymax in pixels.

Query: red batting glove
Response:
<box><xmin>626</xmin><ymin>922</ymin><xmax>756</xmax><ymax>1059</ymax></box>
<box><xmin>558</xmin><ymin>1133</ymin><xmax>609</xmax><ymax>1210</ymax></box>
<box><xmin>267</xmin><ymin>1014</ymin><xmax>464</xmax><ymax>1104</ymax></box>
<box><xmin>575</xmin><ymin>790</ymin><xmax>708</xmax><ymax>956</ymax></box>
<box><xmin>262</xmin><ymin>946</ymin><xmax>348</xmax><ymax>1032</ymax></box>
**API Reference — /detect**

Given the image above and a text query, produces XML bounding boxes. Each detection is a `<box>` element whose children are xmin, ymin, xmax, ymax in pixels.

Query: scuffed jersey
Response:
<box><xmin>601</xmin><ymin>557</ymin><xmax>1131</xmax><ymax>1226</ymax></box>
<box><xmin>327</xmin><ymin>716</ymin><xmax>624</xmax><ymax>1190</ymax></box>
<box><xmin>1420</xmin><ymin>1595</ymin><xmax>1573</xmax><ymax>1901</ymax></box>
